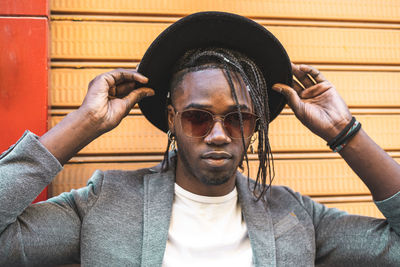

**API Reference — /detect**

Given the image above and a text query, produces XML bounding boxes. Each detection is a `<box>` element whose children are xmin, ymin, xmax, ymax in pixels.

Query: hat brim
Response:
<box><xmin>137</xmin><ymin>11</ymin><xmax>292</xmax><ymax>133</ymax></box>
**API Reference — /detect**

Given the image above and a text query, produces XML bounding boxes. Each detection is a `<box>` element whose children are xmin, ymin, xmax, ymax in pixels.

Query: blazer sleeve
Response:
<box><xmin>296</xmin><ymin>189</ymin><xmax>400</xmax><ymax>266</ymax></box>
<box><xmin>0</xmin><ymin>131</ymin><xmax>103</xmax><ymax>266</ymax></box>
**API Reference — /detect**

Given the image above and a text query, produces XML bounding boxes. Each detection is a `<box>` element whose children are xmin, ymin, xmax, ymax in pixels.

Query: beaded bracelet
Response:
<box><xmin>327</xmin><ymin>117</ymin><xmax>362</xmax><ymax>152</ymax></box>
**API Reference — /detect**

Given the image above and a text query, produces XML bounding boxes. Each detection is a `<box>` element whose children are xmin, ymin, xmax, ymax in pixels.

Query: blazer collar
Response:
<box><xmin>141</xmin><ymin>156</ymin><xmax>176</xmax><ymax>266</ymax></box>
<box><xmin>236</xmin><ymin>172</ymin><xmax>276</xmax><ymax>267</ymax></box>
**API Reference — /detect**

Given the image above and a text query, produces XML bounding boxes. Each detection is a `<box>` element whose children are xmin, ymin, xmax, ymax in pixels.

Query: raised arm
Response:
<box><xmin>0</xmin><ymin>69</ymin><xmax>154</xmax><ymax>265</ymax></box>
<box><xmin>40</xmin><ymin>69</ymin><xmax>154</xmax><ymax>165</ymax></box>
<box><xmin>272</xmin><ymin>63</ymin><xmax>400</xmax><ymax>201</ymax></box>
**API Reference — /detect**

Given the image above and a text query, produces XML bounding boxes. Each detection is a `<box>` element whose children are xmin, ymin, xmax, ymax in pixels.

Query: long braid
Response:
<box><xmin>162</xmin><ymin>47</ymin><xmax>275</xmax><ymax>200</ymax></box>
<box><xmin>222</xmin><ymin>67</ymin><xmax>249</xmax><ymax>183</ymax></box>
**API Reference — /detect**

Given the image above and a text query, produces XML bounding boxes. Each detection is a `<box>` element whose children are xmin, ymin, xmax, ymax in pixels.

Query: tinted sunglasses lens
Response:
<box><xmin>225</xmin><ymin>112</ymin><xmax>257</xmax><ymax>138</ymax></box>
<box><xmin>180</xmin><ymin>110</ymin><xmax>213</xmax><ymax>137</ymax></box>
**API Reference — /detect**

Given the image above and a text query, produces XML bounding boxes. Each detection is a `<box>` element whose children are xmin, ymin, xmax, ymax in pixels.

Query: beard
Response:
<box><xmin>198</xmin><ymin>173</ymin><xmax>231</xmax><ymax>185</ymax></box>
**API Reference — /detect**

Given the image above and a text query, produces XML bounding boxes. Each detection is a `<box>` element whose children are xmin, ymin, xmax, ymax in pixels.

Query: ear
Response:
<box><xmin>167</xmin><ymin>105</ymin><xmax>176</xmax><ymax>134</ymax></box>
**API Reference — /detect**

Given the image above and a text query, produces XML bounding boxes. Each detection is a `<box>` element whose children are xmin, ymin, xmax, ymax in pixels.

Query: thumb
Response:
<box><xmin>123</xmin><ymin>87</ymin><xmax>155</xmax><ymax>112</ymax></box>
<box><xmin>272</xmin><ymin>83</ymin><xmax>303</xmax><ymax>113</ymax></box>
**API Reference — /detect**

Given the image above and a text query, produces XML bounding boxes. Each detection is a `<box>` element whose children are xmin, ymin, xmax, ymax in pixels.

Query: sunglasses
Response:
<box><xmin>175</xmin><ymin>108</ymin><xmax>259</xmax><ymax>139</ymax></box>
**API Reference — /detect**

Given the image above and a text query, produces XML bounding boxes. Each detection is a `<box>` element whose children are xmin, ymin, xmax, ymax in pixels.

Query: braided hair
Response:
<box><xmin>163</xmin><ymin>47</ymin><xmax>275</xmax><ymax>201</ymax></box>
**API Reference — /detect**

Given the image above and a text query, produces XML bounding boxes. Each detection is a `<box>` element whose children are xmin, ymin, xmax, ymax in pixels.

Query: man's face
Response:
<box><xmin>168</xmin><ymin>68</ymin><xmax>254</xmax><ymax>196</ymax></box>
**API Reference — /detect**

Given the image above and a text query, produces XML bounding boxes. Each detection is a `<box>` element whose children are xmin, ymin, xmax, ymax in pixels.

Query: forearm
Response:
<box><xmin>39</xmin><ymin>108</ymin><xmax>101</xmax><ymax>165</ymax></box>
<box><xmin>339</xmin><ymin>128</ymin><xmax>400</xmax><ymax>201</ymax></box>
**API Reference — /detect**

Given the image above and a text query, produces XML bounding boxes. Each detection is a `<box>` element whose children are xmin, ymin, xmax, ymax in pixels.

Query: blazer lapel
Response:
<box><xmin>141</xmin><ymin>168</ymin><xmax>175</xmax><ymax>267</ymax></box>
<box><xmin>236</xmin><ymin>173</ymin><xmax>276</xmax><ymax>267</ymax></box>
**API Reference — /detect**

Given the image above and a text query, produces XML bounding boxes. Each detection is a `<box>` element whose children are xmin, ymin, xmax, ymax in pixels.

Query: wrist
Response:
<box><xmin>338</xmin><ymin>128</ymin><xmax>364</xmax><ymax>154</ymax></box>
<box><xmin>327</xmin><ymin>116</ymin><xmax>362</xmax><ymax>153</ymax></box>
<box><xmin>75</xmin><ymin>106</ymin><xmax>107</xmax><ymax>137</ymax></box>
<box><xmin>322</xmin><ymin>116</ymin><xmax>353</xmax><ymax>142</ymax></box>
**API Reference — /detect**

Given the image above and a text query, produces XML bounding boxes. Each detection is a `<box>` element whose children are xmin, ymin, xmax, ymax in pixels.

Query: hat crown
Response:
<box><xmin>138</xmin><ymin>11</ymin><xmax>292</xmax><ymax>132</ymax></box>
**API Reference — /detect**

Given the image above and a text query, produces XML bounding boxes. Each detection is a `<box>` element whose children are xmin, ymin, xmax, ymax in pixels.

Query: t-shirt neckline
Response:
<box><xmin>174</xmin><ymin>183</ymin><xmax>238</xmax><ymax>204</ymax></box>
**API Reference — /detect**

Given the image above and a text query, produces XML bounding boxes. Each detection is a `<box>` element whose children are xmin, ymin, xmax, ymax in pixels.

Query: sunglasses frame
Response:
<box><xmin>174</xmin><ymin>108</ymin><xmax>259</xmax><ymax>139</ymax></box>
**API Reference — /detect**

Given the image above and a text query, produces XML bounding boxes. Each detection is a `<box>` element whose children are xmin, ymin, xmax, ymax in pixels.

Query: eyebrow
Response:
<box><xmin>183</xmin><ymin>103</ymin><xmax>251</xmax><ymax>112</ymax></box>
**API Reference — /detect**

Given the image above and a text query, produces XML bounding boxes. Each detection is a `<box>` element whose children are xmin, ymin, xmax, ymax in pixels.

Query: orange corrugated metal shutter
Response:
<box><xmin>48</xmin><ymin>0</ymin><xmax>400</xmax><ymax>218</ymax></box>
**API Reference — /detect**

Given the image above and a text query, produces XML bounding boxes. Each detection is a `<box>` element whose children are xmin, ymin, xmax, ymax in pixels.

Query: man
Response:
<box><xmin>1</xmin><ymin>11</ymin><xmax>399</xmax><ymax>266</ymax></box>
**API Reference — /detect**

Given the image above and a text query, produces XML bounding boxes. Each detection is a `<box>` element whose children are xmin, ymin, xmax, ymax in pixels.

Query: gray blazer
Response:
<box><xmin>1</xmin><ymin>131</ymin><xmax>399</xmax><ymax>266</ymax></box>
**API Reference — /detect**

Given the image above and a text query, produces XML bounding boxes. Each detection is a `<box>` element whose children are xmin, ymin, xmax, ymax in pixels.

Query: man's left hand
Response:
<box><xmin>272</xmin><ymin>63</ymin><xmax>352</xmax><ymax>142</ymax></box>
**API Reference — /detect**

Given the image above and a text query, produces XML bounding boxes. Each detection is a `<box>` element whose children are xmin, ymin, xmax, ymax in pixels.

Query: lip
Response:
<box><xmin>201</xmin><ymin>151</ymin><xmax>232</xmax><ymax>159</ymax></box>
<box><xmin>201</xmin><ymin>151</ymin><xmax>232</xmax><ymax>168</ymax></box>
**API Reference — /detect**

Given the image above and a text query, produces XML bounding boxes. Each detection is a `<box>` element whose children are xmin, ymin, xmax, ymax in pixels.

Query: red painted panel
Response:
<box><xmin>0</xmin><ymin>0</ymin><xmax>48</xmax><ymax>16</ymax></box>
<box><xmin>0</xmin><ymin>17</ymin><xmax>49</xmax><ymax>202</ymax></box>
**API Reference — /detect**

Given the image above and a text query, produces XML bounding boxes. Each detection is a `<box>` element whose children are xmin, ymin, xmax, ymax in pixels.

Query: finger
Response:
<box><xmin>123</xmin><ymin>87</ymin><xmax>155</xmax><ymax>111</ymax></box>
<box><xmin>272</xmin><ymin>83</ymin><xmax>303</xmax><ymax>113</ymax></box>
<box><xmin>131</xmin><ymin>71</ymin><xmax>149</xmax><ymax>84</ymax></box>
<box><xmin>104</xmin><ymin>69</ymin><xmax>149</xmax><ymax>88</ymax></box>
<box><xmin>298</xmin><ymin>64</ymin><xmax>326</xmax><ymax>84</ymax></box>
<box><xmin>292</xmin><ymin>77</ymin><xmax>305</xmax><ymax>94</ymax></box>
<box><xmin>109</xmin><ymin>82</ymin><xmax>135</xmax><ymax>97</ymax></box>
<box><xmin>115</xmin><ymin>69</ymin><xmax>148</xmax><ymax>84</ymax></box>
<box><xmin>291</xmin><ymin>62</ymin><xmax>315</xmax><ymax>89</ymax></box>
<box><xmin>300</xmin><ymin>81</ymin><xmax>331</xmax><ymax>99</ymax></box>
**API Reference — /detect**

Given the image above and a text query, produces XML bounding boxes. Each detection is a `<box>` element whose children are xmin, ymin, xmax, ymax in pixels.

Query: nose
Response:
<box><xmin>204</xmin><ymin>120</ymin><xmax>231</xmax><ymax>145</ymax></box>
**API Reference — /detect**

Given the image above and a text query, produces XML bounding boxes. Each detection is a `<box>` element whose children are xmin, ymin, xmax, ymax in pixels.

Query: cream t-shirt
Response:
<box><xmin>162</xmin><ymin>183</ymin><xmax>253</xmax><ymax>266</ymax></box>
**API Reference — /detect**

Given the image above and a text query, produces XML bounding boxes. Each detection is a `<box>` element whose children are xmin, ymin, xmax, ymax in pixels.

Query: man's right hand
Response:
<box><xmin>80</xmin><ymin>69</ymin><xmax>154</xmax><ymax>134</ymax></box>
<box><xmin>39</xmin><ymin>69</ymin><xmax>154</xmax><ymax>165</ymax></box>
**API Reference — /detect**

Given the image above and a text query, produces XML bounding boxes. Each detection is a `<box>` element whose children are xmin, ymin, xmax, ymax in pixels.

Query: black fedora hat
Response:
<box><xmin>137</xmin><ymin>11</ymin><xmax>292</xmax><ymax>133</ymax></box>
